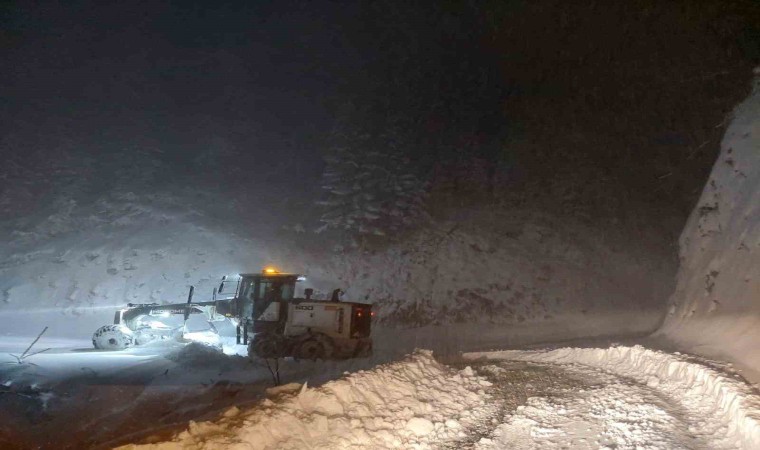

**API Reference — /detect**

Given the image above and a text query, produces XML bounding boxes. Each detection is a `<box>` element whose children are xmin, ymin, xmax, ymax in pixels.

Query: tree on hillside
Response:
<box><xmin>315</xmin><ymin>114</ymin><xmax>429</xmax><ymax>239</ymax></box>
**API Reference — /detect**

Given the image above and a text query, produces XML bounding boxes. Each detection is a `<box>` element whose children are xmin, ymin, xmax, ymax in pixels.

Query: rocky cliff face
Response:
<box><xmin>657</xmin><ymin>72</ymin><xmax>760</xmax><ymax>380</ymax></box>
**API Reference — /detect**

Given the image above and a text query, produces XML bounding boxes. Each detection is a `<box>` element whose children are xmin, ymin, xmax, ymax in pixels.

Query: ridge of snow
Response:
<box><xmin>465</xmin><ymin>345</ymin><xmax>760</xmax><ymax>449</ymax></box>
<box><xmin>657</xmin><ymin>71</ymin><xmax>760</xmax><ymax>383</ymax></box>
<box><xmin>118</xmin><ymin>350</ymin><xmax>496</xmax><ymax>449</ymax></box>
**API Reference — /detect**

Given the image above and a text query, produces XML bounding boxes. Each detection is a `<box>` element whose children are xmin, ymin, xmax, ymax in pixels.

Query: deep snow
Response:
<box><xmin>466</xmin><ymin>345</ymin><xmax>760</xmax><ymax>449</ymax></box>
<box><xmin>119</xmin><ymin>350</ymin><xmax>496</xmax><ymax>449</ymax></box>
<box><xmin>657</xmin><ymin>70</ymin><xmax>760</xmax><ymax>382</ymax></box>
<box><xmin>112</xmin><ymin>346</ymin><xmax>760</xmax><ymax>449</ymax></box>
<box><xmin>0</xmin><ymin>338</ymin><xmax>386</xmax><ymax>449</ymax></box>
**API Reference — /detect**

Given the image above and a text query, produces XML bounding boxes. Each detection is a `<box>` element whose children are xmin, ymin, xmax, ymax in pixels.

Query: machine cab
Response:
<box><xmin>217</xmin><ymin>269</ymin><xmax>302</xmax><ymax>333</ymax></box>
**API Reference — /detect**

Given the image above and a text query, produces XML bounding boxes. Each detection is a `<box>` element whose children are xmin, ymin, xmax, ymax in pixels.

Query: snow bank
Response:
<box><xmin>656</xmin><ymin>71</ymin><xmax>760</xmax><ymax>381</ymax></box>
<box><xmin>120</xmin><ymin>350</ymin><xmax>495</xmax><ymax>449</ymax></box>
<box><xmin>164</xmin><ymin>342</ymin><xmax>240</xmax><ymax>368</ymax></box>
<box><xmin>465</xmin><ymin>345</ymin><xmax>760</xmax><ymax>449</ymax></box>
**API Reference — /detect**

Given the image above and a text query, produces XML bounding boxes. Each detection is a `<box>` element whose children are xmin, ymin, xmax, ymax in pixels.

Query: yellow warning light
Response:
<box><xmin>263</xmin><ymin>266</ymin><xmax>279</xmax><ymax>274</ymax></box>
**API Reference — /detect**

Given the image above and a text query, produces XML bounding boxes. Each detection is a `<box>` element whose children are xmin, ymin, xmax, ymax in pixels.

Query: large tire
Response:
<box><xmin>92</xmin><ymin>324</ymin><xmax>134</xmax><ymax>350</ymax></box>
<box><xmin>293</xmin><ymin>336</ymin><xmax>333</xmax><ymax>361</ymax></box>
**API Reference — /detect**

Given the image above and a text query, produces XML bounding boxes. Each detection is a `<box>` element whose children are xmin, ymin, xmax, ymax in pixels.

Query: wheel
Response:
<box><xmin>250</xmin><ymin>333</ymin><xmax>286</xmax><ymax>358</ymax></box>
<box><xmin>294</xmin><ymin>339</ymin><xmax>325</xmax><ymax>360</ymax></box>
<box><xmin>293</xmin><ymin>338</ymin><xmax>328</xmax><ymax>361</ymax></box>
<box><xmin>92</xmin><ymin>324</ymin><xmax>134</xmax><ymax>350</ymax></box>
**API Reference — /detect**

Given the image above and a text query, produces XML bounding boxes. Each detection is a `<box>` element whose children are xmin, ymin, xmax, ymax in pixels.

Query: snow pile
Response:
<box><xmin>657</xmin><ymin>71</ymin><xmax>760</xmax><ymax>381</ymax></box>
<box><xmin>119</xmin><ymin>350</ymin><xmax>495</xmax><ymax>449</ymax></box>
<box><xmin>465</xmin><ymin>345</ymin><xmax>760</xmax><ymax>449</ymax></box>
<box><xmin>164</xmin><ymin>342</ymin><xmax>242</xmax><ymax>369</ymax></box>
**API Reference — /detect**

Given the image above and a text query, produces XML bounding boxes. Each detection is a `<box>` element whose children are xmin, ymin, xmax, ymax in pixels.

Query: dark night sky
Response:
<box><xmin>1</xmin><ymin>0</ymin><xmax>757</xmax><ymax>220</ymax></box>
<box><xmin>2</xmin><ymin>1</ymin><xmax>364</xmax><ymax>165</ymax></box>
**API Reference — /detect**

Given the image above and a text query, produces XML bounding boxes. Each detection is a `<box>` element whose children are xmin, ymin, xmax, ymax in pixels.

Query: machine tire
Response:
<box><xmin>293</xmin><ymin>334</ymin><xmax>334</xmax><ymax>361</ymax></box>
<box><xmin>293</xmin><ymin>339</ymin><xmax>325</xmax><ymax>361</ymax></box>
<box><xmin>92</xmin><ymin>324</ymin><xmax>134</xmax><ymax>350</ymax></box>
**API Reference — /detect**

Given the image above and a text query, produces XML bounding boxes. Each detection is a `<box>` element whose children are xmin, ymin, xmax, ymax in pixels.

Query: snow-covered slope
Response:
<box><xmin>1</xmin><ymin>104</ymin><xmax>675</xmax><ymax>349</ymax></box>
<box><xmin>656</xmin><ymin>71</ymin><xmax>760</xmax><ymax>381</ymax></box>
<box><xmin>1</xmin><ymin>187</ymin><xmax>676</xmax><ymax>346</ymax></box>
<box><xmin>304</xmin><ymin>207</ymin><xmax>675</xmax><ymax>339</ymax></box>
<box><xmin>0</xmin><ymin>186</ymin><xmax>282</xmax><ymax>339</ymax></box>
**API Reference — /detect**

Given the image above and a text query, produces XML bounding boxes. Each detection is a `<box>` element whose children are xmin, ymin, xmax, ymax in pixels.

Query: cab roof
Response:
<box><xmin>238</xmin><ymin>272</ymin><xmax>301</xmax><ymax>279</ymax></box>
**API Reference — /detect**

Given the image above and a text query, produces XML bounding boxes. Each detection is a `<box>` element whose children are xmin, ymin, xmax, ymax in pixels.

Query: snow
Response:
<box><xmin>310</xmin><ymin>207</ymin><xmax>674</xmax><ymax>337</ymax></box>
<box><xmin>656</xmin><ymin>70</ymin><xmax>760</xmax><ymax>382</ymax></box>
<box><xmin>0</xmin><ymin>336</ymin><xmax>390</xmax><ymax>448</ymax></box>
<box><xmin>465</xmin><ymin>345</ymin><xmax>760</xmax><ymax>449</ymax></box>
<box><xmin>0</xmin><ymin>201</ymin><xmax>673</xmax><ymax>352</ymax></box>
<box><xmin>1</xmin><ymin>140</ymin><xmax>674</xmax><ymax>352</ymax></box>
<box><xmin>0</xmin><ymin>46</ymin><xmax>755</xmax><ymax>450</ymax></box>
<box><xmin>475</xmin><ymin>369</ymin><xmax>698</xmax><ymax>449</ymax></box>
<box><xmin>5</xmin><ymin>336</ymin><xmax>759</xmax><ymax>449</ymax></box>
<box><xmin>117</xmin><ymin>350</ymin><xmax>496</xmax><ymax>449</ymax></box>
<box><xmin>110</xmin><ymin>345</ymin><xmax>760</xmax><ymax>449</ymax></box>
<box><xmin>315</xmin><ymin>118</ymin><xmax>428</xmax><ymax>237</ymax></box>
<box><xmin>0</xmin><ymin>138</ymin><xmax>680</xmax><ymax>397</ymax></box>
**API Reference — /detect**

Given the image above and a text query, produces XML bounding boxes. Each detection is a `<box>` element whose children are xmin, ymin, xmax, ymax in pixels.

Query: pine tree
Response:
<box><xmin>315</xmin><ymin>117</ymin><xmax>428</xmax><ymax>238</ymax></box>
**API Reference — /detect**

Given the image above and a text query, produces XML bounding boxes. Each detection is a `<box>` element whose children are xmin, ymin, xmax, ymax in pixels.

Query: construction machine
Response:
<box><xmin>91</xmin><ymin>268</ymin><xmax>373</xmax><ymax>360</ymax></box>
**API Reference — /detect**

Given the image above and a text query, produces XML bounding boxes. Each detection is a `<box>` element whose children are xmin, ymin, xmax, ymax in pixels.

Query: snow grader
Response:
<box><xmin>91</xmin><ymin>268</ymin><xmax>373</xmax><ymax>360</ymax></box>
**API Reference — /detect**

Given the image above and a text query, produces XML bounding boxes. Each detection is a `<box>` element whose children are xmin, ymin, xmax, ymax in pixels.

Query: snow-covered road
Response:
<box><xmin>3</xmin><ymin>343</ymin><xmax>759</xmax><ymax>449</ymax></box>
<box><xmin>112</xmin><ymin>346</ymin><xmax>759</xmax><ymax>450</ymax></box>
<box><xmin>473</xmin><ymin>362</ymin><xmax>722</xmax><ymax>449</ymax></box>
<box><xmin>466</xmin><ymin>346</ymin><xmax>760</xmax><ymax>449</ymax></box>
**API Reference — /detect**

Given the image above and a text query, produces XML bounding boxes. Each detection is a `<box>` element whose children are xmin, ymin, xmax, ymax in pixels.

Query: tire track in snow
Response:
<box><xmin>462</xmin><ymin>361</ymin><xmax>713</xmax><ymax>449</ymax></box>
<box><xmin>465</xmin><ymin>345</ymin><xmax>760</xmax><ymax>449</ymax></box>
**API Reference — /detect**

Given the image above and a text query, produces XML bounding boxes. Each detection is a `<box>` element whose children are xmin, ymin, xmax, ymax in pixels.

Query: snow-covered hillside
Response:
<box><xmin>0</xmin><ymin>182</ymin><xmax>286</xmax><ymax>339</ymax></box>
<box><xmin>304</xmin><ymin>206</ymin><xmax>675</xmax><ymax>339</ymax></box>
<box><xmin>657</xmin><ymin>71</ymin><xmax>760</xmax><ymax>381</ymax></box>
<box><xmin>1</xmin><ymin>176</ymin><xmax>676</xmax><ymax>347</ymax></box>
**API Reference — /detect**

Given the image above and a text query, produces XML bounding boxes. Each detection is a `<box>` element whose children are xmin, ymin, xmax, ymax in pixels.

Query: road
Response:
<box><xmin>457</xmin><ymin>360</ymin><xmax>719</xmax><ymax>449</ymax></box>
<box><xmin>2</xmin><ymin>339</ymin><xmax>757</xmax><ymax>449</ymax></box>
